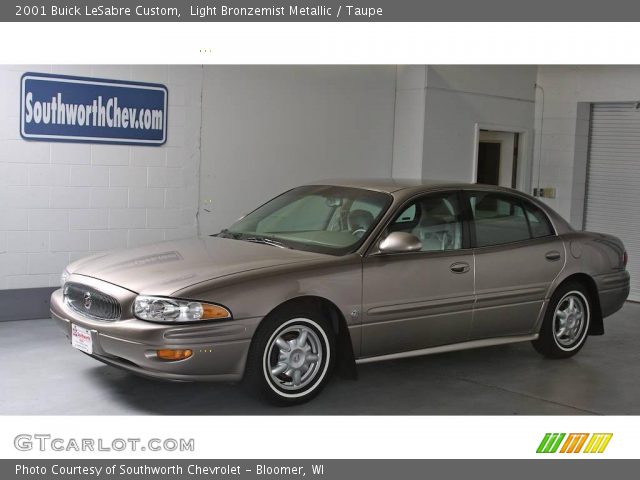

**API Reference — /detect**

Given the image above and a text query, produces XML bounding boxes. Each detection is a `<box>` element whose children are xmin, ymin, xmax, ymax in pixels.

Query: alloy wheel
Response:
<box><xmin>263</xmin><ymin>319</ymin><xmax>327</xmax><ymax>394</ymax></box>
<box><xmin>553</xmin><ymin>291</ymin><xmax>589</xmax><ymax>348</ymax></box>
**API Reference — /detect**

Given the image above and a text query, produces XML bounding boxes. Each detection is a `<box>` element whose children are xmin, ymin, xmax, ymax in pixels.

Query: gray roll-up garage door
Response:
<box><xmin>586</xmin><ymin>102</ymin><xmax>639</xmax><ymax>301</ymax></box>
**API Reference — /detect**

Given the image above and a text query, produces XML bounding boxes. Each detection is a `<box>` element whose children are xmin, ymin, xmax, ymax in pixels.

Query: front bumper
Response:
<box><xmin>50</xmin><ymin>284</ymin><xmax>261</xmax><ymax>382</ymax></box>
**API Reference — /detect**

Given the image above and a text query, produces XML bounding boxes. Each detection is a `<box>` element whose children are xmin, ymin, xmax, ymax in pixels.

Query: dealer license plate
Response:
<box><xmin>71</xmin><ymin>324</ymin><xmax>93</xmax><ymax>354</ymax></box>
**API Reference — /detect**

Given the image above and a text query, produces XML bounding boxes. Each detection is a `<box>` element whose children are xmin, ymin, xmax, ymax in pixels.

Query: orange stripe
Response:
<box><xmin>567</xmin><ymin>434</ymin><xmax>582</xmax><ymax>453</ymax></box>
<box><xmin>560</xmin><ymin>434</ymin><xmax>575</xmax><ymax>453</ymax></box>
<box><xmin>574</xmin><ymin>433</ymin><xmax>589</xmax><ymax>453</ymax></box>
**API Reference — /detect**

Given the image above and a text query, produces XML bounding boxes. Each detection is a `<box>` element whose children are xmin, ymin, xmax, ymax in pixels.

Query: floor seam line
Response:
<box><xmin>448</xmin><ymin>375</ymin><xmax>601</xmax><ymax>415</ymax></box>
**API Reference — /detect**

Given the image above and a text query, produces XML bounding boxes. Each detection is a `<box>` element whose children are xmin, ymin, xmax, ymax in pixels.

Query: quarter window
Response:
<box><xmin>524</xmin><ymin>203</ymin><xmax>553</xmax><ymax>238</ymax></box>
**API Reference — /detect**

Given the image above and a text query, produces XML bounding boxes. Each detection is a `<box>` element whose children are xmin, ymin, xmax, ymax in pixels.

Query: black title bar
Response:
<box><xmin>5</xmin><ymin>0</ymin><xmax>640</xmax><ymax>22</ymax></box>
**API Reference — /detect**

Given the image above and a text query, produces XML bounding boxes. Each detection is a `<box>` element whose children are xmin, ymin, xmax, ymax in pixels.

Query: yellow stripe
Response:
<box><xmin>584</xmin><ymin>434</ymin><xmax>598</xmax><ymax>453</ymax></box>
<box><xmin>589</xmin><ymin>434</ymin><xmax>606</xmax><ymax>453</ymax></box>
<box><xmin>597</xmin><ymin>434</ymin><xmax>613</xmax><ymax>453</ymax></box>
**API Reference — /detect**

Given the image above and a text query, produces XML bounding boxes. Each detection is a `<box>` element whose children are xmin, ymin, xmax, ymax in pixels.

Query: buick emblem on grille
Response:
<box><xmin>83</xmin><ymin>291</ymin><xmax>92</xmax><ymax>310</ymax></box>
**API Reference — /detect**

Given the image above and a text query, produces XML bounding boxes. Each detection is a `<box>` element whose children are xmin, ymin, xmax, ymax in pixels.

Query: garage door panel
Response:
<box><xmin>586</xmin><ymin>102</ymin><xmax>640</xmax><ymax>301</ymax></box>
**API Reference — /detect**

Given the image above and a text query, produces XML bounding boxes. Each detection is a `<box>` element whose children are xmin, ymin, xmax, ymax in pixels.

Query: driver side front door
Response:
<box><xmin>360</xmin><ymin>191</ymin><xmax>475</xmax><ymax>359</ymax></box>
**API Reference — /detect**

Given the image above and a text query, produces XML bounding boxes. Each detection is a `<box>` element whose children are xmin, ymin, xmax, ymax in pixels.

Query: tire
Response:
<box><xmin>532</xmin><ymin>281</ymin><xmax>592</xmax><ymax>359</ymax></box>
<box><xmin>243</xmin><ymin>307</ymin><xmax>335</xmax><ymax>405</ymax></box>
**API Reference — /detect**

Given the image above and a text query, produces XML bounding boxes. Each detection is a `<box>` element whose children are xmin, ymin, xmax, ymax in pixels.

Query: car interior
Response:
<box><xmin>388</xmin><ymin>195</ymin><xmax>462</xmax><ymax>251</ymax></box>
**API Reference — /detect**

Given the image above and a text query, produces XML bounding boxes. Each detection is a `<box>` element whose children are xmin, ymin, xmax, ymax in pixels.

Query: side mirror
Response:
<box><xmin>378</xmin><ymin>232</ymin><xmax>422</xmax><ymax>253</ymax></box>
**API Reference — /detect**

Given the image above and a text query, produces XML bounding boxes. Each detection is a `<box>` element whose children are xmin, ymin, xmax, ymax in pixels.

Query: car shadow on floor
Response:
<box><xmin>83</xmin><ymin>341</ymin><xmax>601</xmax><ymax>415</ymax></box>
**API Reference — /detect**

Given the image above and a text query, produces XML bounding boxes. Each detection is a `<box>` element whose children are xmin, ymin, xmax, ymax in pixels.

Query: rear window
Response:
<box><xmin>469</xmin><ymin>192</ymin><xmax>554</xmax><ymax>247</ymax></box>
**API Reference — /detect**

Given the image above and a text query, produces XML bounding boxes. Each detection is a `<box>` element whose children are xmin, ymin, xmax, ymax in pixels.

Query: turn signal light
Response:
<box><xmin>157</xmin><ymin>349</ymin><xmax>193</xmax><ymax>361</ymax></box>
<box><xmin>202</xmin><ymin>304</ymin><xmax>232</xmax><ymax>319</ymax></box>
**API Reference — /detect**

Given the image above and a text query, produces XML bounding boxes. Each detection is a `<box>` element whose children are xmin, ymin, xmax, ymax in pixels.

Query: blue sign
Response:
<box><xmin>20</xmin><ymin>72</ymin><xmax>168</xmax><ymax>146</ymax></box>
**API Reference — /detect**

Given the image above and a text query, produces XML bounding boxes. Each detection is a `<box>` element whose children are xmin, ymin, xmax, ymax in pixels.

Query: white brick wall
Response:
<box><xmin>0</xmin><ymin>65</ymin><xmax>203</xmax><ymax>290</ymax></box>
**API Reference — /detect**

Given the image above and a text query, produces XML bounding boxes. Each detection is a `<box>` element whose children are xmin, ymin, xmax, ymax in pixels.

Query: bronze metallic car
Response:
<box><xmin>51</xmin><ymin>180</ymin><xmax>630</xmax><ymax>404</ymax></box>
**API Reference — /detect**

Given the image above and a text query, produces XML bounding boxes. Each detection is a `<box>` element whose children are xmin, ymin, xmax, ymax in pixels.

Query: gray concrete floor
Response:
<box><xmin>1</xmin><ymin>302</ymin><xmax>638</xmax><ymax>415</ymax></box>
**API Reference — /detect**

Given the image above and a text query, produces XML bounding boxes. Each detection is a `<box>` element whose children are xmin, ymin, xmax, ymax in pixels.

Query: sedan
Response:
<box><xmin>51</xmin><ymin>180</ymin><xmax>630</xmax><ymax>404</ymax></box>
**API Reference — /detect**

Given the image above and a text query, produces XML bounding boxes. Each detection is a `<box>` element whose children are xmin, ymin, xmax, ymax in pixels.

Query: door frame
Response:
<box><xmin>472</xmin><ymin>123</ymin><xmax>533</xmax><ymax>193</ymax></box>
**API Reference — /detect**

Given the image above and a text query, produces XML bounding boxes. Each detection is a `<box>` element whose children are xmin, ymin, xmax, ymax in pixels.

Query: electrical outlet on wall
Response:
<box><xmin>535</xmin><ymin>187</ymin><xmax>556</xmax><ymax>199</ymax></box>
<box><xmin>538</xmin><ymin>187</ymin><xmax>556</xmax><ymax>198</ymax></box>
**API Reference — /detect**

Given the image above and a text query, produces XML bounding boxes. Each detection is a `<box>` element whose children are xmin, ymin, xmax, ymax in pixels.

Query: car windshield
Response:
<box><xmin>219</xmin><ymin>185</ymin><xmax>392</xmax><ymax>255</ymax></box>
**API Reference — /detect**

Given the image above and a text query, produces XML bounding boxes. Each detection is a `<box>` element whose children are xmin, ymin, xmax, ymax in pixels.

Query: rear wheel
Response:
<box><xmin>532</xmin><ymin>282</ymin><xmax>591</xmax><ymax>358</ymax></box>
<box><xmin>243</xmin><ymin>309</ymin><xmax>334</xmax><ymax>405</ymax></box>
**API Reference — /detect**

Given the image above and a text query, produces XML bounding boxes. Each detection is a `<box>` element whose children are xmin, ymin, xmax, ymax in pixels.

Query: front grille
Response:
<box><xmin>63</xmin><ymin>282</ymin><xmax>121</xmax><ymax>321</ymax></box>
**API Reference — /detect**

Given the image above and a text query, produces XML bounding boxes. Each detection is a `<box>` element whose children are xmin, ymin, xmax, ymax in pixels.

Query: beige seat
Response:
<box><xmin>412</xmin><ymin>198</ymin><xmax>461</xmax><ymax>251</ymax></box>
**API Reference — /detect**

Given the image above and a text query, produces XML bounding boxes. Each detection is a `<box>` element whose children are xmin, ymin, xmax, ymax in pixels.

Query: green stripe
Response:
<box><xmin>542</xmin><ymin>434</ymin><xmax>558</xmax><ymax>453</ymax></box>
<box><xmin>549</xmin><ymin>433</ymin><xmax>566</xmax><ymax>453</ymax></box>
<box><xmin>537</xmin><ymin>433</ymin><xmax>552</xmax><ymax>453</ymax></box>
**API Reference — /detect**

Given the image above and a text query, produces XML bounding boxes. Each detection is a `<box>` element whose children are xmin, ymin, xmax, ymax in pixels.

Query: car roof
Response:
<box><xmin>307</xmin><ymin>178</ymin><xmax>465</xmax><ymax>194</ymax></box>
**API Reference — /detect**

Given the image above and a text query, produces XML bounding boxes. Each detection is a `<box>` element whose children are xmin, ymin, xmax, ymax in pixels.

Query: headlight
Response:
<box><xmin>134</xmin><ymin>296</ymin><xmax>232</xmax><ymax>323</ymax></box>
<box><xmin>60</xmin><ymin>268</ymin><xmax>70</xmax><ymax>286</ymax></box>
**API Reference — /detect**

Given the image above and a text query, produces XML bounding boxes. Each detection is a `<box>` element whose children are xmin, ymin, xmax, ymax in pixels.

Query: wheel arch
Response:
<box><xmin>258</xmin><ymin>295</ymin><xmax>358</xmax><ymax>379</ymax></box>
<box><xmin>552</xmin><ymin>273</ymin><xmax>604</xmax><ymax>335</ymax></box>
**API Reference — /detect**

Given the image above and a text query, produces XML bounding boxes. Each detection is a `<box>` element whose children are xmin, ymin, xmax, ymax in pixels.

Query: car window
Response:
<box><xmin>469</xmin><ymin>192</ymin><xmax>530</xmax><ymax>247</ymax></box>
<box><xmin>394</xmin><ymin>204</ymin><xmax>417</xmax><ymax>224</ymax></box>
<box><xmin>524</xmin><ymin>203</ymin><xmax>553</xmax><ymax>238</ymax></box>
<box><xmin>256</xmin><ymin>195</ymin><xmax>332</xmax><ymax>232</ymax></box>
<box><xmin>225</xmin><ymin>185</ymin><xmax>392</xmax><ymax>255</ymax></box>
<box><xmin>388</xmin><ymin>193</ymin><xmax>463</xmax><ymax>251</ymax></box>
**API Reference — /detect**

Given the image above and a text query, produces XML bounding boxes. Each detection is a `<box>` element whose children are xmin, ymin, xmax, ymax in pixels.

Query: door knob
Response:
<box><xmin>450</xmin><ymin>262</ymin><xmax>470</xmax><ymax>274</ymax></box>
<box><xmin>545</xmin><ymin>251</ymin><xmax>561</xmax><ymax>261</ymax></box>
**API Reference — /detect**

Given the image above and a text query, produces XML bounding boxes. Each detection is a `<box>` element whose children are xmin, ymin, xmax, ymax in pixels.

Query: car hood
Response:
<box><xmin>69</xmin><ymin>236</ymin><xmax>327</xmax><ymax>295</ymax></box>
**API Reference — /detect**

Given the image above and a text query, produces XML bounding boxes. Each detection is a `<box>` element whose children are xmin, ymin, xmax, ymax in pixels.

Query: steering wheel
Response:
<box><xmin>352</xmin><ymin>228</ymin><xmax>367</xmax><ymax>238</ymax></box>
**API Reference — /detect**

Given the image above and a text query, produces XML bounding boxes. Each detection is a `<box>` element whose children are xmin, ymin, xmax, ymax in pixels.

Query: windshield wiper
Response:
<box><xmin>242</xmin><ymin>236</ymin><xmax>290</xmax><ymax>249</ymax></box>
<box><xmin>215</xmin><ymin>230</ymin><xmax>290</xmax><ymax>249</ymax></box>
<box><xmin>215</xmin><ymin>229</ymin><xmax>240</xmax><ymax>239</ymax></box>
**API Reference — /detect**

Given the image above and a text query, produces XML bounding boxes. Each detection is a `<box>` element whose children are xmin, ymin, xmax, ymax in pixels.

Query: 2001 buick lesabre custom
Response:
<box><xmin>51</xmin><ymin>180</ymin><xmax>630</xmax><ymax>404</ymax></box>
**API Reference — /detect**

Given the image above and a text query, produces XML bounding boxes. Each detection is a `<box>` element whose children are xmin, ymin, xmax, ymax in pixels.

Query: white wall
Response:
<box><xmin>198</xmin><ymin>66</ymin><xmax>397</xmax><ymax>234</ymax></box>
<box><xmin>535</xmin><ymin>66</ymin><xmax>640</xmax><ymax>224</ymax></box>
<box><xmin>0</xmin><ymin>65</ymin><xmax>203</xmax><ymax>290</ymax></box>
<box><xmin>422</xmin><ymin>66</ymin><xmax>537</xmax><ymax>185</ymax></box>
<box><xmin>392</xmin><ymin>66</ymin><xmax>426</xmax><ymax>179</ymax></box>
<box><xmin>391</xmin><ymin>66</ymin><xmax>537</xmax><ymax>187</ymax></box>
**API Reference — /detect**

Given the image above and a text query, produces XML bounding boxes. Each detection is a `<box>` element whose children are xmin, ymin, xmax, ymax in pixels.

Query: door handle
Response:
<box><xmin>545</xmin><ymin>251</ymin><xmax>561</xmax><ymax>261</ymax></box>
<box><xmin>450</xmin><ymin>262</ymin><xmax>470</xmax><ymax>274</ymax></box>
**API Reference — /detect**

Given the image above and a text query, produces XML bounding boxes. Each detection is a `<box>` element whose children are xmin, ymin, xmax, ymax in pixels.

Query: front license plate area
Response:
<box><xmin>71</xmin><ymin>324</ymin><xmax>93</xmax><ymax>354</ymax></box>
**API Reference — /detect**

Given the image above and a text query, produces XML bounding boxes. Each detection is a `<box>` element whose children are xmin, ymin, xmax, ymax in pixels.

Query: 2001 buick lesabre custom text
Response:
<box><xmin>51</xmin><ymin>180</ymin><xmax>630</xmax><ymax>404</ymax></box>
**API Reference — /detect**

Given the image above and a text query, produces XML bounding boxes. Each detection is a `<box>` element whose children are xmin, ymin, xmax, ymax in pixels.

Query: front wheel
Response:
<box><xmin>243</xmin><ymin>311</ymin><xmax>334</xmax><ymax>405</ymax></box>
<box><xmin>532</xmin><ymin>282</ymin><xmax>591</xmax><ymax>359</ymax></box>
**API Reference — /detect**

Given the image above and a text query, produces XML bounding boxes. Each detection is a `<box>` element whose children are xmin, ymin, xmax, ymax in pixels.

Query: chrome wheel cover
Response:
<box><xmin>553</xmin><ymin>291</ymin><xmax>589</xmax><ymax>349</ymax></box>
<box><xmin>263</xmin><ymin>319</ymin><xmax>327</xmax><ymax>395</ymax></box>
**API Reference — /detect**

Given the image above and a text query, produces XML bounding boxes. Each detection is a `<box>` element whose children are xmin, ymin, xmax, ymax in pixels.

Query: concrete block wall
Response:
<box><xmin>0</xmin><ymin>65</ymin><xmax>203</xmax><ymax>290</ymax></box>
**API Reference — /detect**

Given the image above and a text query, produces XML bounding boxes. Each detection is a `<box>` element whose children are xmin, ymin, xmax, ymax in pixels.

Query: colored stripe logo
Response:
<box><xmin>537</xmin><ymin>433</ymin><xmax>612</xmax><ymax>453</ymax></box>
